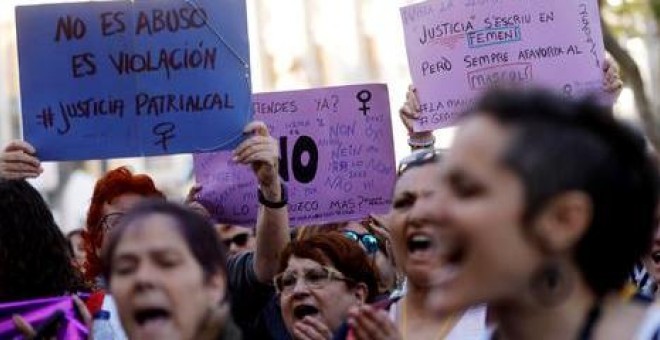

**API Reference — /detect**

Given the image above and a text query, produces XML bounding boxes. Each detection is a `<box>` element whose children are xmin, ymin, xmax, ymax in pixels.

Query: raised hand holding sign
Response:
<box><xmin>194</xmin><ymin>84</ymin><xmax>396</xmax><ymax>227</ymax></box>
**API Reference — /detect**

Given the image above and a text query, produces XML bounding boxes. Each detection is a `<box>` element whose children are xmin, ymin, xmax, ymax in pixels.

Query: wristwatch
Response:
<box><xmin>258</xmin><ymin>183</ymin><xmax>288</xmax><ymax>208</ymax></box>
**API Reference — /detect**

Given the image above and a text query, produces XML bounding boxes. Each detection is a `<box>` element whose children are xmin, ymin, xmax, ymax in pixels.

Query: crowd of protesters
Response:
<box><xmin>2</xmin><ymin>45</ymin><xmax>660</xmax><ymax>340</ymax></box>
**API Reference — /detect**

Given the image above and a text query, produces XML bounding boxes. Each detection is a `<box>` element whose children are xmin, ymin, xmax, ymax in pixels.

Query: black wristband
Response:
<box><xmin>258</xmin><ymin>183</ymin><xmax>288</xmax><ymax>209</ymax></box>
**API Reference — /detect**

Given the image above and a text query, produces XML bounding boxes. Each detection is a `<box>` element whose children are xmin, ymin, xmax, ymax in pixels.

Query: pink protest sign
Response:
<box><xmin>194</xmin><ymin>84</ymin><xmax>395</xmax><ymax>227</ymax></box>
<box><xmin>401</xmin><ymin>0</ymin><xmax>607</xmax><ymax>131</ymax></box>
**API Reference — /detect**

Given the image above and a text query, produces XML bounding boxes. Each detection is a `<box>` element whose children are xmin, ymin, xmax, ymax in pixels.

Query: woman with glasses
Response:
<box><xmin>274</xmin><ymin>233</ymin><xmax>379</xmax><ymax>339</ymax></box>
<box><xmin>346</xmin><ymin>147</ymin><xmax>486</xmax><ymax>340</ymax></box>
<box><xmin>84</xmin><ymin>166</ymin><xmax>166</xmax><ymax>287</ymax></box>
<box><xmin>295</xmin><ymin>220</ymin><xmax>400</xmax><ymax>300</ymax></box>
<box><xmin>102</xmin><ymin>200</ymin><xmax>242</xmax><ymax>340</ymax></box>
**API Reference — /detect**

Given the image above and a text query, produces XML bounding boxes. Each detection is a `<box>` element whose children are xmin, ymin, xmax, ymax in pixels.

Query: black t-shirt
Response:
<box><xmin>227</xmin><ymin>251</ymin><xmax>291</xmax><ymax>339</ymax></box>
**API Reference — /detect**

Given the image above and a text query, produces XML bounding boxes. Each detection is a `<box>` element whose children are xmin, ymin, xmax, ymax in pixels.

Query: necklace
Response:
<box><xmin>399</xmin><ymin>296</ymin><xmax>460</xmax><ymax>340</ymax></box>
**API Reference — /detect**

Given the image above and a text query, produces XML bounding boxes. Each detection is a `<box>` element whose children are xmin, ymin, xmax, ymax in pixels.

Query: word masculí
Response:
<box><xmin>467</xmin><ymin>63</ymin><xmax>533</xmax><ymax>90</ymax></box>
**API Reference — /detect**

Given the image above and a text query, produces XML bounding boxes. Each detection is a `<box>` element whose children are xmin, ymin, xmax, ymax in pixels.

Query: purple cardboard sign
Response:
<box><xmin>194</xmin><ymin>84</ymin><xmax>395</xmax><ymax>227</ymax></box>
<box><xmin>401</xmin><ymin>0</ymin><xmax>607</xmax><ymax>131</ymax></box>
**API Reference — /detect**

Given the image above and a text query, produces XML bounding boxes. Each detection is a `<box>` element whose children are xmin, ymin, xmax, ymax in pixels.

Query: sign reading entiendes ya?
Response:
<box><xmin>194</xmin><ymin>84</ymin><xmax>395</xmax><ymax>227</ymax></box>
<box><xmin>401</xmin><ymin>0</ymin><xmax>607</xmax><ymax>131</ymax></box>
<box><xmin>16</xmin><ymin>0</ymin><xmax>251</xmax><ymax>160</ymax></box>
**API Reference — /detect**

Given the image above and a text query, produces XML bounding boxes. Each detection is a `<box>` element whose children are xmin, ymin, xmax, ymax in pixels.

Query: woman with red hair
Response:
<box><xmin>82</xmin><ymin>166</ymin><xmax>165</xmax><ymax>285</ymax></box>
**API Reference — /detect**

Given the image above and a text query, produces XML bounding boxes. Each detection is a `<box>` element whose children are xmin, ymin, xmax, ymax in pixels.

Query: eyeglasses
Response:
<box><xmin>343</xmin><ymin>231</ymin><xmax>380</xmax><ymax>255</ymax></box>
<box><xmin>99</xmin><ymin>212</ymin><xmax>124</xmax><ymax>232</ymax></box>
<box><xmin>222</xmin><ymin>233</ymin><xmax>251</xmax><ymax>248</ymax></box>
<box><xmin>396</xmin><ymin>148</ymin><xmax>444</xmax><ymax>176</ymax></box>
<box><xmin>273</xmin><ymin>266</ymin><xmax>352</xmax><ymax>294</ymax></box>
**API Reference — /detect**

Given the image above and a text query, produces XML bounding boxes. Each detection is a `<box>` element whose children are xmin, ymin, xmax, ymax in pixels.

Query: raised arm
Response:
<box><xmin>232</xmin><ymin>121</ymin><xmax>289</xmax><ymax>283</ymax></box>
<box><xmin>399</xmin><ymin>85</ymin><xmax>435</xmax><ymax>151</ymax></box>
<box><xmin>0</xmin><ymin>140</ymin><xmax>43</xmax><ymax>180</ymax></box>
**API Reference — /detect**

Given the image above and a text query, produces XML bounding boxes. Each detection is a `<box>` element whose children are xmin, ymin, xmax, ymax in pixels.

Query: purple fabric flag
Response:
<box><xmin>0</xmin><ymin>296</ymin><xmax>88</xmax><ymax>339</ymax></box>
<box><xmin>194</xmin><ymin>84</ymin><xmax>395</xmax><ymax>227</ymax></box>
<box><xmin>401</xmin><ymin>0</ymin><xmax>608</xmax><ymax>131</ymax></box>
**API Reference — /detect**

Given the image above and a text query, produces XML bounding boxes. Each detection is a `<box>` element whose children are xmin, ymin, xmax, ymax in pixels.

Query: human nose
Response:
<box><xmin>290</xmin><ymin>275</ymin><xmax>311</xmax><ymax>296</ymax></box>
<box><xmin>133</xmin><ymin>263</ymin><xmax>158</xmax><ymax>291</ymax></box>
<box><xmin>408</xmin><ymin>190</ymin><xmax>448</xmax><ymax>226</ymax></box>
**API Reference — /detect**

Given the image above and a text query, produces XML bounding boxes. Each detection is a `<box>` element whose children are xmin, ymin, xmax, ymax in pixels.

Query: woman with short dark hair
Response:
<box><xmin>102</xmin><ymin>200</ymin><xmax>241</xmax><ymax>340</ymax></box>
<box><xmin>426</xmin><ymin>88</ymin><xmax>660</xmax><ymax>339</ymax></box>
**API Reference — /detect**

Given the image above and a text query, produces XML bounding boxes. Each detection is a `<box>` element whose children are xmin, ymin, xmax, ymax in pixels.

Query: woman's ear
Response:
<box><xmin>353</xmin><ymin>282</ymin><xmax>369</xmax><ymax>303</ymax></box>
<box><xmin>532</xmin><ymin>191</ymin><xmax>592</xmax><ymax>253</ymax></box>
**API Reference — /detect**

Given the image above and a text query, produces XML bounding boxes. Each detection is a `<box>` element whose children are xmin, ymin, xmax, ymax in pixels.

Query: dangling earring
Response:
<box><xmin>530</xmin><ymin>260</ymin><xmax>574</xmax><ymax>307</ymax></box>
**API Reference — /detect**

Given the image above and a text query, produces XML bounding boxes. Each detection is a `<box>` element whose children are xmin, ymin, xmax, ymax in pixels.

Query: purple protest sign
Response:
<box><xmin>194</xmin><ymin>84</ymin><xmax>395</xmax><ymax>227</ymax></box>
<box><xmin>401</xmin><ymin>0</ymin><xmax>607</xmax><ymax>131</ymax></box>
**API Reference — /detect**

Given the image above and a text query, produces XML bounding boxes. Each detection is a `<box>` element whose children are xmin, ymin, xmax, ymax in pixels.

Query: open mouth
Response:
<box><xmin>407</xmin><ymin>234</ymin><xmax>433</xmax><ymax>253</ymax></box>
<box><xmin>406</xmin><ymin>231</ymin><xmax>466</xmax><ymax>263</ymax></box>
<box><xmin>293</xmin><ymin>304</ymin><xmax>319</xmax><ymax>320</ymax></box>
<box><xmin>134</xmin><ymin>307</ymin><xmax>171</xmax><ymax>326</ymax></box>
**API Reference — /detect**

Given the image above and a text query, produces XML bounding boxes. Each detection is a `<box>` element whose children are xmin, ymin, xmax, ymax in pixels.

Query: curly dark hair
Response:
<box><xmin>0</xmin><ymin>180</ymin><xmax>89</xmax><ymax>301</ymax></box>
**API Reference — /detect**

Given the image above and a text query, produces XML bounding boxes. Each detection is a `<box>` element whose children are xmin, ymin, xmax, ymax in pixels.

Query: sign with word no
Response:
<box><xmin>401</xmin><ymin>0</ymin><xmax>607</xmax><ymax>131</ymax></box>
<box><xmin>16</xmin><ymin>0</ymin><xmax>251</xmax><ymax>160</ymax></box>
<box><xmin>193</xmin><ymin>84</ymin><xmax>395</xmax><ymax>227</ymax></box>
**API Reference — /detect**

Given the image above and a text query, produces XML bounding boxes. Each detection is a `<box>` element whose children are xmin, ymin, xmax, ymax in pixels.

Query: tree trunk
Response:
<box><xmin>601</xmin><ymin>18</ymin><xmax>660</xmax><ymax>151</ymax></box>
